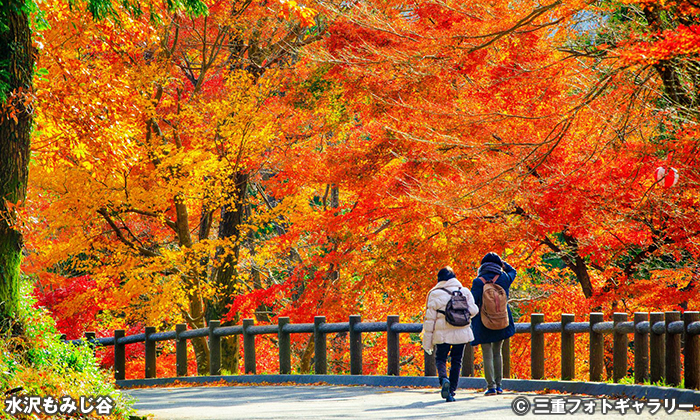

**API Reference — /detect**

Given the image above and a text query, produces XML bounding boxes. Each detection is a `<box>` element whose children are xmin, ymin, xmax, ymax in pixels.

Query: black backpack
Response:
<box><xmin>436</xmin><ymin>288</ymin><xmax>471</xmax><ymax>327</ymax></box>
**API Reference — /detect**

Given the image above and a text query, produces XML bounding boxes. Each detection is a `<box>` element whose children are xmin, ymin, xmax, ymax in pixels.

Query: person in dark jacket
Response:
<box><xmin>470</xmin><ymin>252</ymin><xmax>516</xmax><ymax>395</ymax></box>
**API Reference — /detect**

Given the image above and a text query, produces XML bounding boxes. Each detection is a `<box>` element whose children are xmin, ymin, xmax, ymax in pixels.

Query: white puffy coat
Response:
<box><xmin>422</xmin><ymin>278</ymin><xmax>479</xmax><ymax>351</ymax></box>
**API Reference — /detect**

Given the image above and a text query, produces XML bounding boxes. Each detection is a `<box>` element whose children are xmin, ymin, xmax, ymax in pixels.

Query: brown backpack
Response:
<box><xmin>479</xmin><ymin>274</ymin><xmax>509</xmax><ymax>330</ymax></box>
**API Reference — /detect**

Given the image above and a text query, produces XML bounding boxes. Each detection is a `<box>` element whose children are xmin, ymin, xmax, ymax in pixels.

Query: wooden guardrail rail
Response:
<box><xmin>65</xmin><ymin>311</ymin><xmax>700</xmax><ymax>389</ymax></box>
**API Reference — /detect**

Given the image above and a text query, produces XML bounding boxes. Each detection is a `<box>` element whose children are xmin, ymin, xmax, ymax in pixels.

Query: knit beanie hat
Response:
<box><xmin>481</xmin><ymin>252</ymin><xmax>502</xmax><ymax>266</ymax></box>
<box><xmin>437</xmin><ymin>266</ymin><xmax>456</xmax><ymax>282</ymax></box>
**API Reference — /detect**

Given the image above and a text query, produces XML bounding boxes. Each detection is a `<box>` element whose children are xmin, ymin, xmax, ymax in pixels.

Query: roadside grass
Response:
<box><xmin>607</xmin><ymin>376</ymin><xmax>681</xmax><ymax>388</ymax></box>
<box><xmin>1</xmin><ymin>278</ymin><xmax>134</xmax><ymax>419</ymax></box>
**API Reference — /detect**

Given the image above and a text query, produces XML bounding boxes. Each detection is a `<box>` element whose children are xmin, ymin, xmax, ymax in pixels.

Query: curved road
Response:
<box><xmin>124</xmin><ymin>385</ymin><xmax>697</xmax><ymax>419</ymax></box>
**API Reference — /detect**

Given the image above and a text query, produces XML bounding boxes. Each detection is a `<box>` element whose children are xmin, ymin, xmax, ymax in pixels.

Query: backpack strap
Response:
<box><xmin>436</xmin><ymin>287</ymin><xmax>462</xmax><ymax>296</ymax></box>
<box><xmin>479</xmin><ymin>274</ymin><xmax>500</xmax><ymax>284</ymax></box>
<box><xmin>435</xmin><ymin>287</ymin><xmax>461</xmax><ymax>316</ymax></box>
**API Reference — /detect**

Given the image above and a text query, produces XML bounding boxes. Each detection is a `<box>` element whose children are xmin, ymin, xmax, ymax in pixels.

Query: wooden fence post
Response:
<box><xmin>387</xmin><ymin>315</ymin><xmax>400</xmax><ymax>376</ymax></box>
<box><xmin>349</xmin><ymin>315</ymin><xmax>362</xmax><ymax>375</ymax></box>
<box><xmin>650</xmin><ymin>312</ymin><xmax>665</xmax><ymax>384</ymax></box>
<box><xmin>462</xmin><ymin>344</ymin><xmax>474</xmax><ymax>377</ymax></box>
<box><xmin>502</xmin><ymin>337</ymin><xmax>511</xmax><ymax>379</ymax></box>
<box><xmin>666</xmin><ymin>311</ymin><xmax>681</xmax><ymax>386</ymax></box>
<box><xmin>561</xmin><ymin>314</ymin><xmax>575</xmax><ymax>380</ymax></box>
<box><xmin>243</xmin><ymin>318</ymin><xmax>256</xmax><ymax>374</ymax></box>
<box><xmin>589</xmin><ymin>313</ymin><xmax>604</xmax><ymax>382</ymax></box>
<box><xmin>209</xmin><ymin>320</ymin><xmax>221</xmax><ymax>376</ymax></box>
<box><xmin>634</xmin><ymin>312</ymin><xmax>649</xmax><ymax>384</ymax></box>
<box><xmin>114</xmin><ymin>330</ymin><xmax>125</xmax><ymax>381</ymax></box>
<box><xmin>145</xmin><ymin>326</ymin><xmax>156</xmax><ymax>379</ymax></box>
<box><xmin>531</xmin><ymin>313</ymin><xmax>544</xmax><ymax>380</ymax></box>
<box><xmin>314</xmin><ymin>316</ymin><xmax>327</xmax><ymax>375</ymax></box>
<box><xmin>613</xmin><ymin>313</ymin><xmax>628</xmax><ymax>383</ymax></box>
<box><xmin>175</xmin><ymin>324</ymin><xmax>187</xmax><ymax>377</ymax></box>
<box><xmin>684</xmin><ymin>311</ymin><xmax>700</xmax><ymax>390</ymax></box>
<box><xmin>278</xmin><ymin>317</ymin><xmax>291</xmax><ymax>375</ymax></box>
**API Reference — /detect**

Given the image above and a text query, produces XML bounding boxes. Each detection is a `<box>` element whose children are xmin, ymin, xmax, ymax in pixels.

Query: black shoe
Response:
<box><xmin>446</xmin><ymin>395</ymin><xmax>456</xmax><ymax>402</ymax></box>
<box><xmin>440</xmin><ymin>378</ymin><xmax>451</xmax><ymax>399</ymax></box>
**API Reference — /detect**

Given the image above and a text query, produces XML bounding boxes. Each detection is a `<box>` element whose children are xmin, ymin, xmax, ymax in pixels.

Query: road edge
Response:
<box><xmin>116</xmin><ymin>374</ymin><xmax>700</xmax><ymax>404</ymax></box>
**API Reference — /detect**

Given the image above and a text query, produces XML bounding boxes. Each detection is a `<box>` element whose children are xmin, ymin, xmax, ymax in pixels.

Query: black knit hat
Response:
<box><xmin>481</xmin><ymin>252</ymin><xmax>502</xmax><ymax>266</ymax></box>
<box><xmin>437</xmin><ymin>266</ymin><xmax>456</xmax><ymax>282</ymax></box>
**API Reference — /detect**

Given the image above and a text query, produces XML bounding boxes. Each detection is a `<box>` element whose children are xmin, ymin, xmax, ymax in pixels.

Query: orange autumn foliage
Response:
<box><xmin>24</xmin><ymin>0</ymin><xmax>700</xmax><ymax>381</ymax></box>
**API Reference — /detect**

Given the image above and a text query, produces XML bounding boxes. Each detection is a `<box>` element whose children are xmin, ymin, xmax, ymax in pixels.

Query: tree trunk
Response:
<box><xmin>327</xmin><ymin>184</ymin><xmax>340</xmax><ymax>282</ymax></box>
<box><xmin>249</xmin><ymin>203</ymin><xmax>272</xmax><ymax>324</ymax></box>
<box><xmin>187</xmin><ymin>288</ymin><xmax>210</xmax><ymax>375</ymax></box>
<box><xmin>0</xmin><ymin>2</ymin><xmax>33</xmax><ymax>332</ymax></box>
<box><xmin>542</xmin><ymin>233</ymin><xmax>593</xmax><ymax>298</ymax></box>
<box><xmin>174</xmin><ymin>194</ymin><xmax>210</xmax><ymax>374</ymax></box>
<box><xmin>299</xmin><ymin>334</ymin><xmax>315</xmax><ymax>373</ymax></box>
<box><xmin>208</xmin><ymin>172</ymin><xmax>248</xmax><ymax>373</ymax></box>
<box><xmin>643</xmin><ymin>5</ymin><xmax>698</xmax><ymax>112</ymax></box>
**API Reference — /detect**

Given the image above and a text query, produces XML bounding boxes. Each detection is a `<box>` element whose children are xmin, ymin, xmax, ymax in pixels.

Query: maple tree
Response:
<box><xmin>243</xmin><ymin>0</ymin><xmax>591</xmax><ymax>315</ymax></box>
<box><xmin>514</xmin><ymin>0</ymin><xmax>700</xmax><ymax>307</ymax></box>
<box><xmin>18</xmin><ymin>0</ymin><xmax>700</xmax><ymax>382</ymax></box>
<box><xmin>0</xmin><ymin>0</ymin><xmax>207</xmax><ymax>335</ymax></box>
<box><xmin>221</xmin><ymin>0</ymin><xmax>700</xmax><ymax>375</ymax></box>
<box><xmin>283</xmin><ymin>0</ymin><xmax>700</xmax><ymax>306</ymax></box>
<box><xmin>26</xmin><ymin>0</ymin><xmax>325</xmax><ymax>374</ymax></box>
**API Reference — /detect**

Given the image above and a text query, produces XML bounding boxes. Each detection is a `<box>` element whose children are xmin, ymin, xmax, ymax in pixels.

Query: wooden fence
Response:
<box><xmin>67</xmin><ymin>311</ymin><xmax>700</xmax><ymax>389</ymax></box>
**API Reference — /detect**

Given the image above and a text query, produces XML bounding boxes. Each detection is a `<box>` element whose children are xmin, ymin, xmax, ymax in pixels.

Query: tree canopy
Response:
<box><xmin>2</xmin><ymin>0</ymin><xmax>699</xmax><ymax>378</ymax></box>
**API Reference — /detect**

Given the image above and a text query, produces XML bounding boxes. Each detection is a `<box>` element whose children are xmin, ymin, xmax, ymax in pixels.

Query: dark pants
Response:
<box><xmin>435</xmin><ymin>343</ymin><xmax>465</xmax><ymax>395</ymax></box>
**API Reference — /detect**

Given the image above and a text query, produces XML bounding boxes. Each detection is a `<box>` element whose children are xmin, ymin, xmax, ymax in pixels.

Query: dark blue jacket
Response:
<box><xmin>470</xmin><ymin>261</ymin><xmax>517</xmax><ymax>346</ymax></box>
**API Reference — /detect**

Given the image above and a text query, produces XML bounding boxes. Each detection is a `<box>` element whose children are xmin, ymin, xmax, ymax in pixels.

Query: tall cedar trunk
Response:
<box><xmin>208</xmin><ymin>172</ymin><xmax>248</xmax><ymax>373</ymax></box>
<box><xmin>0</xmin><ymin>2</ymin><xmax>33</xmax><ymax>332</ymax></box>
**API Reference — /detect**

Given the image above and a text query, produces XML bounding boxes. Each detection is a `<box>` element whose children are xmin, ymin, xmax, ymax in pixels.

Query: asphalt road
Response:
<box><xmin>124</xmin><ymin>385</ymin><xmax>699</xmax><ymax>419</ymax></box>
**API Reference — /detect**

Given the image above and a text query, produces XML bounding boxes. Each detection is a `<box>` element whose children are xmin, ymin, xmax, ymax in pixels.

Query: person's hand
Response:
<box><xmin>424</xmin><ymin>347</ymin><xmax>433</xmax><ymax>355</ymax></box>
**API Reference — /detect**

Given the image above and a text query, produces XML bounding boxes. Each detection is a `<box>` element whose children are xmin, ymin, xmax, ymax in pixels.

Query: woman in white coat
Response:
<box><xmin>422</xmin><ymin>266</ymin><xmax>479</xmax><ymax>402</ymax></box>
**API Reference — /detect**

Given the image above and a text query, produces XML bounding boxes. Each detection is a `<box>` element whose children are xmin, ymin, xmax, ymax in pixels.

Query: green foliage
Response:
<box><xmin>23</xmin><ymin>0</ymin><xmax>50</xmax><ymax>31</ymax></box>
<box><xmin>609</xmin><ymin>376</ymin><xmax>684</xmax><ymax>389</ymax></box>
<box><xmin>0</xmin><ymin>0</ymin><xmax>49</xmax><ymax>98</ymax></box>
<box><xmin>0</xmin><ymin>278</ymin><xmax>134</xmax><ymax>419</ymax></box>
<box><xmin>610</xmin><ymin>375</ymin><xmax>635</xmax><ymax>385</ymax></box>
<box><xmin>69</xmin><ymin>0</ymin><xmax>209</xmax><ymax>22</ymax></box>
<box><xmin>643</xmin><ymin>377</ymin><xmax>683</xmax><ymax>388</ymax></box>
